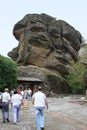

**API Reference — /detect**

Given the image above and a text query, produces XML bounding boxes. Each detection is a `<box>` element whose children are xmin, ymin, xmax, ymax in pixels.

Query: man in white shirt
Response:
<box><xmin>11</xmin><ymin>90</ymin><xmax>23</xmax><ymax>124</ymax></box>
<box><xmin>27</xmin><ymin>88</ymin><xmax>32</xmax><ymax>100</ymax></box>
<box><xmin>2</xmin><ymin>88</ymin><xmax>11</xmax><ymax>123</ymax></box>
<box><xmin>32</xmin><ymin>86</ymin><xmax>48</xmax><ymax>130</ymax></box>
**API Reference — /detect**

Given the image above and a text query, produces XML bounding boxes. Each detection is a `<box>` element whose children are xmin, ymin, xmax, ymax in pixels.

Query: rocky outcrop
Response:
<box><xmin>8</xmin><ymin>13</ymin><xmax>82</xmax><ymax>94</ymax></box>
<box><xmin>18</xmin><ymin>65</ymin><xmax>70</xmax><ymax>95</ymax></box>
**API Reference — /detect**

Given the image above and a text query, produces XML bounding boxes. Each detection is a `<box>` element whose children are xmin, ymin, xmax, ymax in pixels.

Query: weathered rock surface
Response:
<box><xmin>8</xmin><ymin>13</ymin><xmax>82</xmax><ymax>94</ymax></box>
<box><xmin>18</xmin><ymin>65</ymin><xmax>70</xmax><ymax>95</ymax></box>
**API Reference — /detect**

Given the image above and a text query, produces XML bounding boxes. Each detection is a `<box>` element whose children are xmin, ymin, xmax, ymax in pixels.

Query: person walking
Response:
<box><xmin>23</xmin><ymin>87</ymin><xmax>28</xmax><ymax>99</ymax></box>
<box><xmin>27</xmin><ymin>87</ymin><xmax>32</xmax><ymax>100</ymax></box>
<box><xmin>32</xmin><ymin>86</ymin><xmax>49</xmax><ymax>130</ymax></box>
<box><xmin>11</xmin><ymin>90</ymin><xmax>23</xmax><ymax>124</ymax></box>
<box><xmin>1</xmin><ymin>88</ymin><xmax>11</xmax><ymax>123</ymax></box>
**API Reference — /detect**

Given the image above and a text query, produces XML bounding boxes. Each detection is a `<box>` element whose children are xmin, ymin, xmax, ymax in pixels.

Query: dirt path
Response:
<box><xmin>0</xmin><ymin>96</ymin><xmax>87</xmax><ymax>130</ymax></box>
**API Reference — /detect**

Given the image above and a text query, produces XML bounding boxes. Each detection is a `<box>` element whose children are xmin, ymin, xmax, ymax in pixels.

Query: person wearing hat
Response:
<box><xmin>32</xmin><ymin>86</ymin><xmax>49</xmax><ymax>130</ymax></box>
<box><xmin>1</xmin><ymin>88</ymin><xmax>11</xmax><ymax>123</ymax></box>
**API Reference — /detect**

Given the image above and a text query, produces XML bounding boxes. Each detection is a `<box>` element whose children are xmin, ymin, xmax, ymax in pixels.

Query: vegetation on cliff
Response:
<box><xmin>66</xmin><ymin>61</ymin><xmax>86</xmax><ymax>94</ymax></box>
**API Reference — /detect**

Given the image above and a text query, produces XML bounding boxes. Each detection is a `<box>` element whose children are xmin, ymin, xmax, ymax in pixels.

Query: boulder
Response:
<box><xmin>8</xmin><ymin>13</ymin><xmax>82</xmax><ymax>94</ymax></box>
<box><xmin>18</xmin><ymin>65</ymin><xmax>70</xmax><ymax>95</ymax></box>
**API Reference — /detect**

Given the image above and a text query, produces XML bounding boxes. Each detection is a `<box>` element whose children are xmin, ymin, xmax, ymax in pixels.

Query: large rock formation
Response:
<box><xmin>17</xmin><ymin>65</ymin><xmax>70</xmax><ymax>96</ymax></box>
<box><xmin>8</xmin><ymin>13</ymin><xmax>82</xmax><ymax>94</ymax></box>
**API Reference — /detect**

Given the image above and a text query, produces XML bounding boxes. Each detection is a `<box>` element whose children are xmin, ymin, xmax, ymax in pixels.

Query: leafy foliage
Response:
<box><xmin>66</xmin><ymin>61</ymin><xmax>86</xmax><ymax>94</ymax></box>
<box><xmin>79</xmin><ymin>43</ymin><xmax>87</xmax><ymax>64</ymax></box>
<box><xmin>0</xmin><ymin>55</ymin><xmax>17</xmax><ymax>90</ymax></box>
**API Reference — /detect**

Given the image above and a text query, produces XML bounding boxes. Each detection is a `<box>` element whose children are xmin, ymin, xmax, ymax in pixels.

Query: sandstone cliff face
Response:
<box><xmin>8</xmin><ymin>13</ymin><xmax>82</xmax><ymax>94</ymax></box>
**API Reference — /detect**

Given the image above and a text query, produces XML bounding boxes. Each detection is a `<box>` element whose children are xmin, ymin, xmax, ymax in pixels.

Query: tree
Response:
<box><xmin>66</xmin><ymin>61</ymin><xmax>86</xmax><ymax>94</ymax></box>
<box><xmin>0</xmin><ymin>55</ymin><xmax>17</xmax><ymax>90</ymax></box>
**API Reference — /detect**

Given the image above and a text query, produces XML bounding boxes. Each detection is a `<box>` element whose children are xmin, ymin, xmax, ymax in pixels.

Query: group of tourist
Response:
<box><xmin>1</xmin><ymin>88</ymin><xmax>23</xmax><ymax>124</ymax></box>
<box><xmin>10</xmin><ymin>87</ymin><xmax>32</xmax><ymax>100</ymax></box>
<box><xmin>0</xmin><ymin>86</ymin><xmax>49</xmax><ymax>130</ymax></box>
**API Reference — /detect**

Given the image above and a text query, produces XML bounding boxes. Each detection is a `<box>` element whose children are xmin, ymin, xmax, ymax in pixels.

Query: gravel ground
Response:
<box><xmin>0</xmin><ymin>95</ymin><xmax>87</xmax><ymax>130</ymax></box>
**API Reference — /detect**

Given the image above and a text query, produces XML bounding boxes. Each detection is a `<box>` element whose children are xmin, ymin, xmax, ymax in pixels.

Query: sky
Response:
<box><xmin>0</xmin><ymin>0</ymin><xmax>87</xmax><ymax>57</ymax></box>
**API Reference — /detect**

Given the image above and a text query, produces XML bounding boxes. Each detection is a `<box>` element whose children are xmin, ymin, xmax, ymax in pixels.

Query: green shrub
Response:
<box><xmin>0</xmin><ymin>55</ymin><xmax>17</xmax><ymax>90</ymax></box>
<box><xmin>66</xmin><ymin>61</ymin><xmax>86</xmax><ymax>94</ymax></box>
